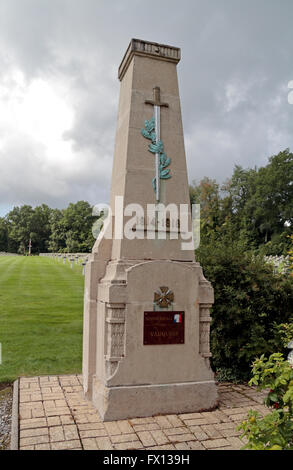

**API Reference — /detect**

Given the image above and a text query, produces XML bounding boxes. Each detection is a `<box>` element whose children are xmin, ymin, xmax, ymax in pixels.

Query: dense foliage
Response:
<box><xmin>238</xmin><ymin>353</ymin><xmax>293</xmax><ymax>450</ymax></box>
<box><xmin>0</xmin><ymin>201</ymin><xmax>96</xmax><ymax>254</ymax></box>
<box><xmin>196</xmin><ymin>240</ymin><xmax>293</xmax><ymax>381</ymax></box>
<box><xmin>48</xmin><ymin>201</ymin><xmax>96</xmax><ymax>253</ymax></box>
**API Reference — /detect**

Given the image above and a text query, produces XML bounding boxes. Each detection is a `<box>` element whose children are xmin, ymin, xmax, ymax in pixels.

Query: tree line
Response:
<box><xmin>0</xmin><ymin>149</ymin><xmax>292</xmax><ymax>255</ymax></box>
<box><xmin>0</xmin><ymin>201</ymin><xmax>96</xmax><ymax>254</ymax></box>
<box><xmin>191</xmin><ymin>149</ymin><xmax>293</xmax><ymax>256</ymax></box>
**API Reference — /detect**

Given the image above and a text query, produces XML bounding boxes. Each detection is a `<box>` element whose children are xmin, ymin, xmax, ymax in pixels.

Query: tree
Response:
<box><xmin>0</xmin><ymin>217</ymin><xmax>8</xmax><ymax>252</ymax></box>
<box><xmin>190</xmin><ymin>149</ymin><xmax>293</xmax><ymax>255</ymax></box>
<box><xmin>6</xmin><ymin>204</ymin><xmax>52</xmax><ymax>254</ymax></box>
<box><xmin>48</xmin><ymin>201</ymin><xmax>96</xmax><ymax>253</ymax></box>
<box><xmin>6</xmin><ymin>205</ymin><xmax>35</xmax><ymax>254</ymax></box>
<box><xmin>30</xmin><ymin>204</ymin><xmax>52</xmax><ymax>253</ymax></box>
<box><xmin>47</xmin><ymin>209</ymin><xmax>66</xmax><ymax>253</ymax></box>
<box><xmin>229</xmin><ymin>150</ymin><xmax>293</xmax><ymax>253</ymax></box>
<box><xmin>189</xmin><ymin>177</ymin><xmax>234</xmax><ymax>246</ymax></box>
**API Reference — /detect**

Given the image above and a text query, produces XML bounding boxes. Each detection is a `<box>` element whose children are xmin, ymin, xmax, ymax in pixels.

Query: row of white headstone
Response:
<box><xmin>264</xmin><ymin>255</ymin><xmax>290</xmax><ymax>274</ymax></box>
<box><xmin>39</xmin><ymin>253</ymin><xmax>90</xmax><ymax>275</ymax></box>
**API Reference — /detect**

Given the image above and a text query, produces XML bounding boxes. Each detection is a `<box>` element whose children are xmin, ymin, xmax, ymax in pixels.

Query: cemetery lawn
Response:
<box><xmin>0</xmin><ymin>256</ymin><xmax>84</xmax><ymax>383</ymax></box>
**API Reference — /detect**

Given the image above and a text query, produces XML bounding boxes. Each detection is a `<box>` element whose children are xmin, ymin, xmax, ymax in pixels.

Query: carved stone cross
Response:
<box><xmin>145</xmin><ymin>87</ymin><xmax>169</xmax><ymax>108</ymax></box>
<box><xmin>145</xmin><ymin>87</ymin><xmax>169</xmax><ymax>201</ymax></box>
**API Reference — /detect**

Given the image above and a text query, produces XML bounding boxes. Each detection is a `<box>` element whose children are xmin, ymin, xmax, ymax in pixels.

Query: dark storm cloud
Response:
<box><xmin>0</xmin><ymin>0</ymin><xmax>292</xmax><ymax>215</ymax></box>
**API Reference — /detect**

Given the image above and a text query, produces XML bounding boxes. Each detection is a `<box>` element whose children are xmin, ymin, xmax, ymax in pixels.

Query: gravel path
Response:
<box><xmin>0</xmin><ymin>385</ymin><xmax>13</xmax><ymax>451</ymax></box>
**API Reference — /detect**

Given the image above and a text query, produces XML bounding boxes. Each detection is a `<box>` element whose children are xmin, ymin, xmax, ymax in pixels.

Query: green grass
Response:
<box><xmin>0</xmin><ymin>256</ymin><xmax>84</xmax><ymax>383</ymax></box>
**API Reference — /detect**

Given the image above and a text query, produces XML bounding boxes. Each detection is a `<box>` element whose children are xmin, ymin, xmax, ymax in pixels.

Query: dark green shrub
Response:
<box><xmin>269</xmin><ymin>322</ymin><xmax>293</xmax><ymax>353</ymax></box>
<box><xmin>196</xmin><ymin>241</ymin><xmax>293</xmax><ymax>380</ymax></box>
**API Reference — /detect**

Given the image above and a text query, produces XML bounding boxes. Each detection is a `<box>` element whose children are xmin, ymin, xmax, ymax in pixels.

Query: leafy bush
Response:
<box><xmin>270</xmin><ymin>322</ymin><xmax>293</xmax><ymax>353</ymax></box>
<box><xmin>196</xmin><ymin>241</ymin><xmax>293</xmax><ymax>380</ymax></box>
<box><xmin>238</xmin><ymin>353</ymin><xmax>293</xmax><ymax>450</ymax></box>
<box><xmin>289</xmin><ymin>235</ymin><xmax>293</xmax><ymax>276</ymax></box>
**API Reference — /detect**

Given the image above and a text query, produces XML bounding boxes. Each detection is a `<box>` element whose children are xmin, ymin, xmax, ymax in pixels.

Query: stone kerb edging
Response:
<box><xmin>10</xmin><ymin>379</ymin><xmax>19</xmax><ymax>450</ymax></box>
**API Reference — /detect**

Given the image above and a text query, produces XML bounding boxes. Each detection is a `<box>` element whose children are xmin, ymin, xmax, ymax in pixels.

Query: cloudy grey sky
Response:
<box><xmin>0</xmin><ymin>0</ymin><xmax>292</xmax><ymax>216</ymax></box>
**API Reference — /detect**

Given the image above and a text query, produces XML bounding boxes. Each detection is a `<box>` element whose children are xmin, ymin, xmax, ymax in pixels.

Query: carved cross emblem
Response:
<box><xmin>144</xmin><ymin>87</ymin><xmax>170</xmax><ymax>201</ymax></box>
<box><xmin>145</xmin><ymin>87</ymin><xmax>169</xmax><ymax>108</ymax></box>
<box><xmin>154</xmin><ymin>286</ymin><xmax>174</xmax><ymax>308</ymax></box>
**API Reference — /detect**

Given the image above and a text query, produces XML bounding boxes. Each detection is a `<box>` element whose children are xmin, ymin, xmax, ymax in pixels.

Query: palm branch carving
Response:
<box><xmin>141</xmin><ymin>117</ymin><xmax>171</xmax><ymax>193</ymax></box>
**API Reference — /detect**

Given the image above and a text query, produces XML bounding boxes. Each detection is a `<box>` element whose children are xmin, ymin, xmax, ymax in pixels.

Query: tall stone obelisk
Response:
<box><xmin>83</xmin><ymin>39</ymin><xmax>218</xmax><ymax>421</ymax></box>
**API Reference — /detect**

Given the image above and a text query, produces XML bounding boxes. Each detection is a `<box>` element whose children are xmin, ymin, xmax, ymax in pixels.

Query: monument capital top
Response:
<box><xmin>118</xmin><ymin>38</ymin><xmax>181</xmax><ymax>81</ymax></box>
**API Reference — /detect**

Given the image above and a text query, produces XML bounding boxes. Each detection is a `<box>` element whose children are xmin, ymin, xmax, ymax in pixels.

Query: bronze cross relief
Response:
<box><xmin>154</xmin><ymin>286</ymin><xmax>174</xmax><ymax>309</ymax></box>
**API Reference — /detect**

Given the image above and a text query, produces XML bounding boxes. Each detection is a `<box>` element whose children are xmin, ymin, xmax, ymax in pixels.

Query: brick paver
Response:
<box><xmin>17</xmin><ymin>374</ymin><xmax>264</xmax><ymax>451</ymax></box>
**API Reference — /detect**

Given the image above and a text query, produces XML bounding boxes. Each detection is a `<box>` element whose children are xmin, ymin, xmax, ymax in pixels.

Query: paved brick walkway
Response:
<box><xmin>17</xmin><ymin>375</ymin><xmax>268</xmax><ymax>450</ymax></box>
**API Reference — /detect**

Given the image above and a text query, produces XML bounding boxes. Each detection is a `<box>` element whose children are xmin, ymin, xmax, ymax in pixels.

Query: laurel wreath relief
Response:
<box><xmin>141</xmin><ymin>117</ymin><xmax>171</xmax><ymax>193</ymax></box>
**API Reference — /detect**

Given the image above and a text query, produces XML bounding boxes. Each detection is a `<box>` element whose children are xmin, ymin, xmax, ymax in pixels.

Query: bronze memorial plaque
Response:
<box><xmin>144</xmin><ymin>311</ymin><xmax>185</xmax><ymax>345</ymax></box>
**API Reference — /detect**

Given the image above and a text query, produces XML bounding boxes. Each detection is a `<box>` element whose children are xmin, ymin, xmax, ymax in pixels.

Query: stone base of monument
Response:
<box><xmin>83</xmin><ymin>258</ymin><xmax>218</xmax><ymax>421</ymax></box>
<box><xmin>91</xmin><ymin>377</ymin><xmax>218</xmax><ymax>422</ymax></box>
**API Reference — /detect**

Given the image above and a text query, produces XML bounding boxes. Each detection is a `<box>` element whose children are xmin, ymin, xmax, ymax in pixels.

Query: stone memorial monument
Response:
<box><xmin>82</xmin><ymin>39</ymin><xmax>218</xmax><ymax>421</ymax></box>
